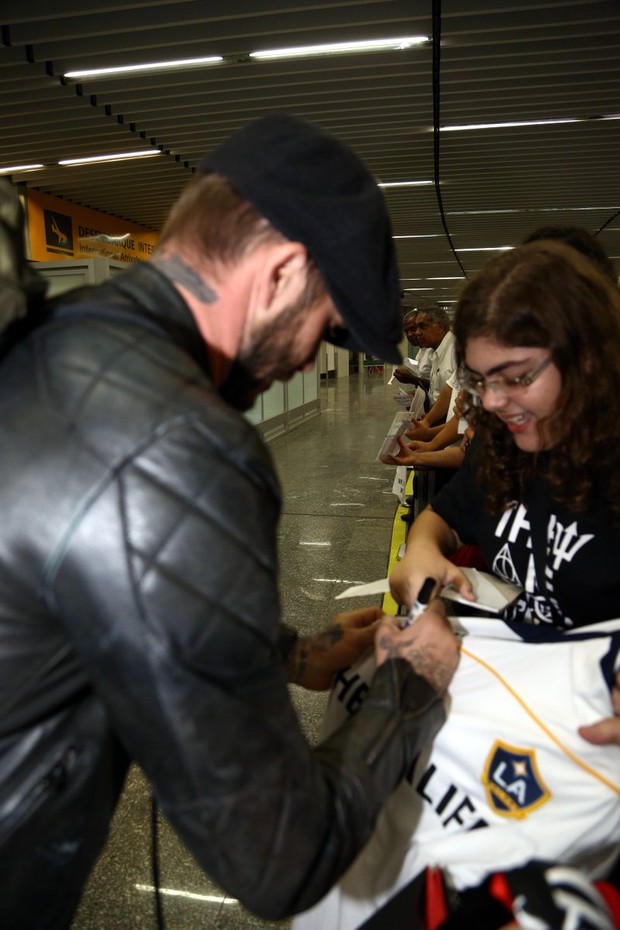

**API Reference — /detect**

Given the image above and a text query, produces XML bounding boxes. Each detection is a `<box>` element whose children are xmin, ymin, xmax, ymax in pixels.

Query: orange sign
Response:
<box><xmin>26</xmin><ymin>189</ymin><xmax>159</xmax><ymax>263</ymax></box>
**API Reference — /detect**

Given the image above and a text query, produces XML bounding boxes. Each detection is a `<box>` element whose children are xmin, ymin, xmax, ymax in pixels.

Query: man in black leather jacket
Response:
<box><xmin>0</xmin><ymin>116</ymin><xmax>460</xmax><ymax>929</ymax></box>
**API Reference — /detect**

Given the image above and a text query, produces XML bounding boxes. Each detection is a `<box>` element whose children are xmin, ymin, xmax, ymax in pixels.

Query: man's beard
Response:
<box><xmin>218</xmin><ymin>357</ymin><xmax>265</xmax><ymax>411</ymax></box>
<box><xmin>219</xmin><ymin>298</ymin><xmax>313</xmax><ymax>411</ymax></box>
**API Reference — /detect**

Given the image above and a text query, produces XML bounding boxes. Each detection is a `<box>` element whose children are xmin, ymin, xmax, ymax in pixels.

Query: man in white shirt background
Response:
<box><xmin>415</xmin><ymin>306</ymin><xmax>456</xmax><ymax>404</ymax></box>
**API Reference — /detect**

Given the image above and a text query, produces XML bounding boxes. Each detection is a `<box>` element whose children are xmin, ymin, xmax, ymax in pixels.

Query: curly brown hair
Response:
<box><xmin>454</xmin><ymin>240</ymin><xmax>620</xmax><ymax>523</ymax></box>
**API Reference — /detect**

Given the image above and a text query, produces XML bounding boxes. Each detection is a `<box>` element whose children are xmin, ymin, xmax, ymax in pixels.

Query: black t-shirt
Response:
<box><xmin>431</xmin><ymin>441</ymin><xmax>620</xmax><ymax>628</ymax></box>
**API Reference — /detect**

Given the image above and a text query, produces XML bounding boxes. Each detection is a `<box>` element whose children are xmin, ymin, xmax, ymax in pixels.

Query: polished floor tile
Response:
<box><xmin>71</xmin><ymin>372</ymin><xmax>401</xmax><ymax>930</ymax></box>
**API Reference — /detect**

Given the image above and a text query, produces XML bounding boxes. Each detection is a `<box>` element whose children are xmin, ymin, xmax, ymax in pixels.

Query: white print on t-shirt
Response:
<box><xmin>546</xmin><ymin>514</ymin><xmax>594</xmax><ymax>570</ymax></box>
<box><xmin>492</xmin><ymin>504</ymin><xmax>594</xmax><ymax>626</ymax></box>
<box><xmin>492</xmin><ymin>543</ymin><xmax>522</xmax><ymax>586</ymax></box>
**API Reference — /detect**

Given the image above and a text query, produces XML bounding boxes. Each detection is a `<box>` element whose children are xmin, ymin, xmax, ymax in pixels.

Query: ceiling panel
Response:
<box><xmin>1</xmin><ymin>0</ymin><xmax>618</xmax><ymax>307</ymax></box>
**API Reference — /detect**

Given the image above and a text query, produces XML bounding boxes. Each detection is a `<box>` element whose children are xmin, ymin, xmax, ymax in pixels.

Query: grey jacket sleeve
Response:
<box><xmin>49</xmin><ymin>415</ymin><xmax>446</xmax><ymax>920</ymax></box>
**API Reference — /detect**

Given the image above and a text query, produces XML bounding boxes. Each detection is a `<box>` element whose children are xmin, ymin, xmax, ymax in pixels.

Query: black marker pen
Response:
<box><xmin>401</xmin><ymin>577</ymin><xmax>436</xmax><ymax>628</ymax></box>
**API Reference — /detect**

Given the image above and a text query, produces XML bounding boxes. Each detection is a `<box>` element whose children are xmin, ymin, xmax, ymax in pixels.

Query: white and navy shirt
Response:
<box><xmin>293</xmin><ymin>617</ymin><xmax>620</xmax><ymax>930</ymax></box>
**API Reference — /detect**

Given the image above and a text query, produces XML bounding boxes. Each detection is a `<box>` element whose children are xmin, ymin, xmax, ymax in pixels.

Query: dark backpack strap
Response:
<box><xmin>524</xmin><ymin>482</ymin><xmax>564</xmax><ymax>626</ymax></box>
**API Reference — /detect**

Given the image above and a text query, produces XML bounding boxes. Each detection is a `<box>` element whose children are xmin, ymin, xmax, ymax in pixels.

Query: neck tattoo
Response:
<box><xmin>155</xmin><ymin>254</ymin><xmax>219</xmax><ymax>304</ymax></box>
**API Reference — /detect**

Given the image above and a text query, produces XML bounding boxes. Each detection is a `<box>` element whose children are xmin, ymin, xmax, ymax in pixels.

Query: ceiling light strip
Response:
<box><xmin>378</xmin><ymin>180</ymin><xmax>433</xmax><ymax>188</ymax></box>
<box><xmin>456</xmin><ymin>246</ymin><xmax>513</xmax><ymax>253</ymax></box>
<box><xmin>441</xmin><ymin>117</ymin><xmax>582</xmax><ymax>132</ymax></box>
<box><xmin>0</xmin><ymin>163</ymin><xmax>45</xmax><ymax>175</ymax></box>
<box><xmin>64</xmin><ymin>57</ymin><xmax>223</xmax><ymax>80</ymax></box>
<box><xmin>63</xmin><ymin>36</ymin><xmax>428</xmax><ymax>81</ymax></box>
<box><xmin>59</xmin><ymin>151</ymin><xmax>161</xmax><ymax>167</ymax></box>
<box><xmin>250</xmin><ymin>37</ymin><xmax>428</xmax><ymax>61</ymax></box>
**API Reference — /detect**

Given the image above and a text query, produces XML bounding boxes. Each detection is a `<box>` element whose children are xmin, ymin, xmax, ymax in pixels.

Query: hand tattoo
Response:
<box><xmin>377</xmin><ymin>630</ymin><xmax>455</xmax><ymax>695</ymax></box>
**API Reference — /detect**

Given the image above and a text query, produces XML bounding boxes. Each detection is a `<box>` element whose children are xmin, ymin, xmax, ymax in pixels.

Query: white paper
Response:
<box><xmin>392</xmin><ymin>389</ymin><xmax>414</xmax><ymax>408</ymax></box>
<box><xmin>335</xmin><ymin>568</ymin><xmax>522</xmax><ymax>613</ymax></box>
<box><xmin>335</xmin><ymin>578</ymin><xmax>391</xmax><ymax>599</ymax></box>
<box><xmin>391</xmin><ymin>464</ymin><xmax>409</xmax><ymax>502</ymax></box>
<box><xmin>442</xmin><ymin>568</ymin><xmax>522</xmax><ymax>612</ymax></box>
<box><xmin>375</xmin><ymin>411</ymin><xmax>415</xmax><ymax>464</ymax></box>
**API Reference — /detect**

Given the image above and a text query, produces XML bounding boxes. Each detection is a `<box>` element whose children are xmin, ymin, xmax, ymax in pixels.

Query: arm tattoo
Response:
<box><xmin>287</xmin><ymin>640</ymin><xmax>309</xmax><ymax>685</ymax></box>
<box><xmin>154</xmin><ymin>253</ymin><xmax>219</xmax><ymax>304</ymax></box>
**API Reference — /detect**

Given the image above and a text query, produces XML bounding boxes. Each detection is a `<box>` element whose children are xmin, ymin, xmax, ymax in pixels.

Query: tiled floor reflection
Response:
<box><xmin>71</xmin><ymin>372</ymin><xmax>400</xmax><ymax>929</ymax></box>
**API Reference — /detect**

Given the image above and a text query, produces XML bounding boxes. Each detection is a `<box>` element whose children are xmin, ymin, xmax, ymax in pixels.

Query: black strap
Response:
<box><xmin>526</xmin><ymin>482</ymin><xmax>549</xmax><ymax>596</ymax></box>
<box><xmin>524</xmin><ymin>481</ymin><xmax>564</xmax><ymax>626</ymax></box>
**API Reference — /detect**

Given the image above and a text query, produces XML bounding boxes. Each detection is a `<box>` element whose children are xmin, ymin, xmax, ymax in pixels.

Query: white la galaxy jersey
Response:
<box><xmin>293</xmin><ymin>617</ymin><xmax>620</xmax><ymax>930</ymax></box>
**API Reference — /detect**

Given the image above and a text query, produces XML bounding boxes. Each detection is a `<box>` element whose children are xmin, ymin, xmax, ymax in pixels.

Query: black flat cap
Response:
<box><xmin>201</xmin><ymin>114</ymin><xmax>402</xmax><ymax>363</ymax></box>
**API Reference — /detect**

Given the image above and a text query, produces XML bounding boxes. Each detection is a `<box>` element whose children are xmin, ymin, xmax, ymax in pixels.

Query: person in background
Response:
<box><xmin>392</xmin><ymin>309</ymin><xmax>434</xmax><ymax>396</ymax></box>
<box><xmin>400</xmin><ymin>307</ymin><xmax>457</xmax><ymax>448</ymax></box>
<box><xmin>385</xmin><ymin>423</ymin><xmax>473</xmax><ymax>474</ymax></box>
<box><xmin>401</xmin><ymin>372</ymin><xmax>467</xmax><ymax>450</ymax></box>
<box><xmin>391</xmin><ymin>239</ymin><xmax>620</xmax><ymax>747</ymax></box>
<box><xmin>522</xmin><ymin>224</ymin><xmax>617</xmax><ymax>283</ymax></box>
<box><xmin>0</xmin><ymin>117</ymin><xmax>460</xmax><ymax>930</ymax></box>
<box><xmin>417</xmin><ymin>305</ymin><xmax>457</xmax><ymax>404</ymax></box>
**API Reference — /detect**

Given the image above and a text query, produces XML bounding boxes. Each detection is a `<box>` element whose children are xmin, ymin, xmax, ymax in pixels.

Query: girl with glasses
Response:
<box><xmin>391</xmin><ymin>239</ymin><xmax>620</xmax><ymax>747</ymax></box>
<box><xmin>294</xmin><ymin>239</ymin><xmax>619</xmax><ymax>930</ymax></box>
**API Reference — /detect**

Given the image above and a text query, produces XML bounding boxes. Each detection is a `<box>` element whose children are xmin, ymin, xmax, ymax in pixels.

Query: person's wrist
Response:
<box><xmin>284</xmin><ymin>634</ymin><xmax>336</xmax><ymax>691</ymax></box>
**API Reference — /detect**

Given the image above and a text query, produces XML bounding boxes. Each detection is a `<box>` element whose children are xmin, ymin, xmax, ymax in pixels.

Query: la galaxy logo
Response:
<box><xmin>482</xmin><ymin>740</ymin><xmax>550</xmax><ymax>819</ymax></box>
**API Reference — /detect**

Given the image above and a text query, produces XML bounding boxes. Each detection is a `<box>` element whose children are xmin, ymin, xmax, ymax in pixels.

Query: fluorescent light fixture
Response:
<box><xmin>59</xmin><ymin>150</ymin><xmax>161</xmax><ymax>166</ymax></box>
<box><xmin>448</xmin><ymin>209</ymin><xmax>522</xmax><ymax>216</ymax></box>
<box><xmin>428</xmin><ymin>276</ymin><xmax>465</xmax><ymax>280</ymax></box>
<box><xmin>378</xmin><ymin>180</ymin><xmax>433</xmax><ymax>188</ymax></box>
<box><xmin>403</xmin><ymin>287</ymin><xmax>434</xmax><ymax>291</ymax></box>
<box><xmin>456</xmin><ymin>246</ymin><xmax>513</xmax><ymax>253</ymax></box>
<box><xmin>449</xmin><ymin>206</ymin><xmax>619</xmax><ymax>216</ymax></box>
<box><xmin>250</xmin><ymin>36</ymin><xmax>428</xmax><ymax>61</ymax></box>
<box><xmin>0</xmin><ymin>163</ymin><xmax>45</xmax><ymax>175</ymax></box>
<box><xmin>539</xmin><ymin>206</ymin><xmax>620</xmax><ymax>212</ymax></box>
<box><xmin>64</xmin><ymin>56</ymin><xmax>223</xmax><ymax>80</ymax></box>
<box><xmin>441</xmin><ymin>117</ymin><xmax>581</xmax><ymax>132</ymax></box>
<box><xmin>393</xmin><ymin>234</ymin><xmax>443</xmax><ymax>240</ymax></box>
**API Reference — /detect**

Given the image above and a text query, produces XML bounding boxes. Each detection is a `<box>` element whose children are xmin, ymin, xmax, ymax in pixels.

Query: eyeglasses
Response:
<box><xmin>462</xmin><ymin>355</ymin><xmax>552</xmax><ymax>400</ymax></box>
